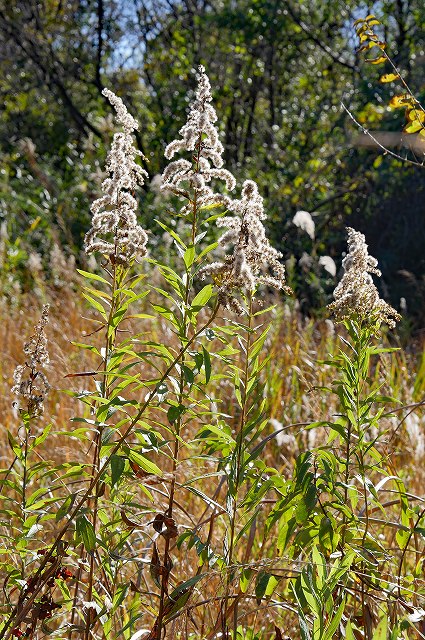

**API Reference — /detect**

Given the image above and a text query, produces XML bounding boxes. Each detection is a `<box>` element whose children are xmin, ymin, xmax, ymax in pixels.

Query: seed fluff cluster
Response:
<box><xmin>161</xmin><ymin>65</ymin><xmax>236</xmax><ymax>213</ymax></box>
<box><xmin>84</xmin><ymin>89</ymin><xmax>148</xmax><ymax>265</ymax></box>
<box><xmin>201</xmin><ymin>180</ymin><xmax>292</xmax><ymax>313</ymax></box>
<box><xmin>328</xmin><ymin>227</ymin><xmax>401</xmax><ymax>328</ymax></box>
<box><xmin>12</xmin><ymin>304</ymin><xmax>50</xmax><ymax>417</ymax></box>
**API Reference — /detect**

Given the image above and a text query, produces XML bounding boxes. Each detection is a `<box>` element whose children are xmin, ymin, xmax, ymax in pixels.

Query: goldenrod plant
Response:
<box><xmin>0</xmin><ymin>63</ymin><xmax>423</xmax><ymax>640</ymax></box>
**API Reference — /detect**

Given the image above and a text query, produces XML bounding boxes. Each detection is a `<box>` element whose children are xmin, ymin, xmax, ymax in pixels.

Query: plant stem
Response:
<box><xmin>222</xmin><ymin>292</ymin><xmax>254</xmax><ymax>639</ymax></box>
<box><xmin>84</xmin><ymin>259</ymin><xmax>121</xmax><ymax>640</ymax></box>
<box><xmin>19</xmin><ymin>419</ymin><xmax>30</xmax><ymax>580</ymax></box>
<box><xmin>155</xmin><ymin>132</ymin><xmax>202</xmax><ymax>640</ymax></box>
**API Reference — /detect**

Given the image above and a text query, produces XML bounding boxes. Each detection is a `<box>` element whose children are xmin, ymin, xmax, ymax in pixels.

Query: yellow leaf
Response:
<box><xmin>367</xmin><ymin>55</ymin><xmax>386</xmax><ymax>65</ymax></box>
<box><xmin>379</xmin><ymin>73</ymin><xmax>399</xmax><ymax>83</ymax></box>
<box><xmin>389</xmin><ymin>94</ymin><xmax>412</xmax><ymax>108</ymax></box>
<box><xmin>407</xmin><ymin>108</ymin><xmax>425</xmax><ymax>123</ymax></box>
<box><xmin>358</xmin><ymin>41</ymin><xmax>381</xmax><ymax>52</ymax></box>
<box><xmin>29</xmin><ymin>216</ymin><xmax>41</xmax><ymax>232</ymax></box>
<box><xmin>404</xmin><ymin>120</ymin><xmax>424</xmax><ymax>134</ymax></box>
<box><xmin>365</xmin><ymin>14</ymin><xmax>377</xmax><ymax>21</ymax></box>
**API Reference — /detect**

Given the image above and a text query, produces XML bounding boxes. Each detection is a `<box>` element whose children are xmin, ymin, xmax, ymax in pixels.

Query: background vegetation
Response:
<box><xmin>0</xmin><ymin>3</ymin><xmax>425</xmax><ymax>639</ymax></box>
<box><xmin>0</xmin><ymin>0</ymin><xmax>424</xmax><ymax>326</ymax></box>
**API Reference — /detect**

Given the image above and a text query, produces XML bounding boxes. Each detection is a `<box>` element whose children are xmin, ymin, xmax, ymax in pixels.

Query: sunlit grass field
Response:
<box><xmin>1</xmin><ymin>288</ymin><xmax>424</xmax><ymax>638</ymax></box>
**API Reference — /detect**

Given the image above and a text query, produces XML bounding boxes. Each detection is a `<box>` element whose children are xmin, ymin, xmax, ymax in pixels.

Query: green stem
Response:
<box><xmin>19</xmin><ymin>419</ymin><xmax>30</xmax><ymax>579</ymax></box>
<box><xmin>222</xmin><ymin>292</ymin><xmax>254</xmax><ymax>639</ymax></box>
<box><xmin>155</xmin><ymin>133</ymin><xmax>202</xmax><ymax>640</ymax></box>
<box><xmin>84</xmin><ymin>260</ymin><xmax>121</xmax><ymax>640</ymax></box>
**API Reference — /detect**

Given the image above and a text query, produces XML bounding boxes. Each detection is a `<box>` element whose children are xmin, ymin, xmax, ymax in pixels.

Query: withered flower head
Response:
<box><xmin>12</xmin><ymin>304</ymin><xmax>50</xmax><ymax>417</ymax></box>
<box><xmin>200</xmin><ymin>180</ymin><xmax>292</xmax><ymax>313</ymax></box>
<box><xmin>328</xmin><ymin>227</ymin><xmax>401</xmax><ymax>329</ymax></box>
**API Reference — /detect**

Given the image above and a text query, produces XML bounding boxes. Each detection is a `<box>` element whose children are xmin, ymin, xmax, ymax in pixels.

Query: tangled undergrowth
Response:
<box><xmin>0</xmin><ymin>65</ymin><xmax>424</xmax><ymax>640</ymax></box>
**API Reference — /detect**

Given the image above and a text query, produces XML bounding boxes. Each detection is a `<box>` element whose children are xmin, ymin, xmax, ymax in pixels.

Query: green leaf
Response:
<box><xmin>181</xmin><ymin>364</ymin><xmax>195</xmax><ymax>384</ymax></box>
<box><xmin>167</xmin><ymin>404</ymin><xmax>185</xmax><ymax>424</ymax></box>
<box><xmin>372</xmin><ymin>616</ymin><xmax>388</xmax><ymax>640</ymax></box>
<box><xmin>183</xmin><ymin>245</ymin><xmax>195</xmax><ymax>269</ymax></box>
<box><xmin>319</xmin><ymin>517</ymin><xmax>336</xmax><ymax>553</ymax></box>
<box><xmin>295</xmin><ymin>483</ymin><xmax>316</xmax><ymax>524</ymax></box>
<box><xmin>396</xmin><ymin>527</ymin><xmax>410</xmax><ymax>549</ymax></box>
<box><xmin>191</xmin><ymin>284</ymin><xmax>213</xmax><ymax>310</ymax></box>
<box><xmin>155</xmin><ymin>220</ymin><xmax>187</xmax><ymax>248</ymax></box>
<box><xmin>298</xmin><ymin>609</ymin><xmax>312</xmax><ymax>640</ymax></box>
<box><xmin>197</xmin><ymin>241</ymin><xmax>218</xmax><ymax>262</ymax></box>
<box><xmin>126</xmin><ymin>449</ymin><xmax>162</xmax><ymax>476</ymax></box>
<box><xmin>77</xmin><ymin>269</ymin><xmax>109</xmax><ymax>285</ymax></box>
<box><xmin>163</xmin><ymin>574</ymin><xmax>205</xmax><ymax>622</ymax></box>
<box><xmin>323</xmin><ymin>597</ymin><xmax>345</xmax><ymax>640</ymax></box>
<box><xmin>277</xmin><ymin>516</ymin><xmax>297</xmax><ymax>553</ymax></box>
<box><xmin>240</xmin><ymin>568</ymin><xmax>253</xmax><ymax>593</ymax></box>
<box><xmin>7</xmin><ymin>431</ymin><xmax>23</xmax><ymax>460</ymax></box>
<box><xmin>111</xmin><ymin>455</ymin><xmax>125</xmax><ymax>487</ymax></box>
<box><xmin>255</xmin><ymin>571</ymin><xmax>279</xmax><ymax>601</ymax></box>
<box><xmin>76</xmin><ymin>515</ymin><xmax>96</xmax><ymax>552</ymax></box>
<box><xmin>82</xmin><ymin>292</ymin><xmax>107</xmax><ymax>318</ymax></box>
<box><xmin>56</xmin><ymin>494</ymin><xmax>76</xmax><ymax>522</ymax></box>
<box><xmin>345</xmin><ymin>621</ymin><xmax>356</xmax><ymax>640</ymax></box>
<box><xmin>71</xmin><ymin>342</ymin><xmax>102</xmax><ymax>356</ymax></box>
<box><xmin>32</xmin><ymin>424</ymin><xmax>52</xmax><ymax>449</ymax></box>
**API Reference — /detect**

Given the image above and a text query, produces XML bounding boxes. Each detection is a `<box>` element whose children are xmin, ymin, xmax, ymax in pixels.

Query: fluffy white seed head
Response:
<box><xmin>102</xmin><ymin>88</ymin><xmax>139</xmax><ymax>133</ymax></box>
<box><xmin>319</xmin><ymin>255</ymin><xmax>336</xmax><ymax>277</ymax></box>
<box><xmin>85</xmin><ymin>89</ymin><xmax>148</xmax><ymax>265</ymax></box>
<box><xmin>12</xmin><ymin>304</ymin><xmax>50</xmax><ymax>417</ymax></box>
<box><xmin>161</xmin><ymin>66</ymin><xmax>235</xmax><ymax>211</ymax></box>
<box><xmin>293</xmin><ymin>210</ymin><xmax>315</xmax><ymax>240</ymax></box>
<box><xmin>328</xmin><ymin>227</ymin><xmax>401</xmax><ymax>328</ymax></box>
<box><xmin>200</xmin><ymin>180</ymin><xmax>292</xmax><ymax>313</ymax></box>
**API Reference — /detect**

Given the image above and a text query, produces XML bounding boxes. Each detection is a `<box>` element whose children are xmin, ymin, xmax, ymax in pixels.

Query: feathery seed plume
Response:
<box><xmin>293</xmin><ymin>210</ymin><xmax>315</xmax><ymax>240</ymax></box>
<box><xmin>319</xmin><ymin>255</ymin><xmax>336</xmax><ymax>277</ymax></box>
<box><xmin>12</xmin><ymin>304</ymin><xmax>50</xmax><ymax>417</ymax></box>
<box><xmin>200</xmin><ymin>180</ymin><xmax>292</xmax><ymax>313</ymax></box>
<box><xmin>161</xmin><ymin>66</ymin><xmax>236</xmax><ymax>210</ymax></box>
<box><xmin>84</xmin><ymin>89</ymin><xmax>148</xmax><ymax>265</ymax></box>
<box><xmin>328</xmin><ymin>227</ymin><xmax>400</xmax><ymax>328</ymax></box>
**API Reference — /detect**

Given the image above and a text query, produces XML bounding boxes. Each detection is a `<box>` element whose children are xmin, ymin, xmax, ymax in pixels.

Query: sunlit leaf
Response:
<box><xmin>191</xmin><ymin>284</ymin><xmax>213</xmax><ymax>310</ymax></box>
<box><xmin>255</xmin><ymin>572</ymin><xmax>279</xmax><ymax>601</ymax></box>
<box><xmin>366</xmin><ymin>55</ymin><xmax>386</xmax><ymax>65</ymax></box>
<box><xmin>126</xmin><ymin>449</ymin><xmax>162</xmax><ymax>477</ymax></box>
<box><xmin>404</xmin><ymin>120</ymin><xmax>424</xmax><ymax>134</ymax></box>
<box><xmin>389</xmin><ymin>94</ymin><xmax>412</xmax><ymax>108</ymax></box>
<box><xmin>379</xmin><ymin>73</ymin><xmax>399</xmax><ymax>83</ymax></box>
<box><xmin>76</xmin><ymin>515</ymin><xmax>96</xmax><ymax>552</ymax></box>
<box><xmin>372</xmin><ymin>616</ymin><xmax>388</xmax><ymax>640</ymax></box>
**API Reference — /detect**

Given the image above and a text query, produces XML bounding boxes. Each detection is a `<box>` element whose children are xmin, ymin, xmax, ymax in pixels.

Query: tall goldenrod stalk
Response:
<box><xmin>223</xmin><ymin>293</ymin><xmax>254</xmax><ymax>638</ymax></box>
<box><xmin>154</xmin><ymin>64</ymin><xmax>235</xmax><ymax>640</ymax></box>
<box><xmin>327</xmin><ymin>228</ymin><xmax>401</xmax><ymax>633</ymax></box>
<box><xmin>201</xmin><ymin>180</ymin><xmax>291</xmax><ymax>636</ymax></box>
